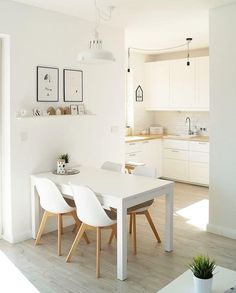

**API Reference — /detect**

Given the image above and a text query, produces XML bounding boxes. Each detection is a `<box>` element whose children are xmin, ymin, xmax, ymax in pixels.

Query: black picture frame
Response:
<box><xmin>36</xmin><ymin>66</ymin><xmax>59</xmax><ymax>102</ymax></box>
<box><xmin>63</xmin><ymin>69</ymin><xmax>83</xmax><ymax>102</ymax></box>
<box><xmin>135</xmin><ymin>85</ymin><xmax>143</xmax><ymax>102</ymax></box>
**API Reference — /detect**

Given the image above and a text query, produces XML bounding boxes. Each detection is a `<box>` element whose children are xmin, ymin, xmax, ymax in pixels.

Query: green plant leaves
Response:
<box><xmin>189</xmin><ymin>255</ymin><xmax>216</xmax><ymax>279</ymax></box>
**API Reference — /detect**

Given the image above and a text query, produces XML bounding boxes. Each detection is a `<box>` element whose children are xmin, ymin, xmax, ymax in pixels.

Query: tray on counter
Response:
<box><xmin>52</xmin><ymin>169</ymin><xmax>80</xmax><ymax>176</ymax></box>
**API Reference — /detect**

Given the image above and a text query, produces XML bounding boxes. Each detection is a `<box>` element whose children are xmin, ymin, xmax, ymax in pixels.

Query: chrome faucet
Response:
<box><xmin>185</xmin><ymin>117</ymin><xmax>194</xmax><ymax>135</ymax></box>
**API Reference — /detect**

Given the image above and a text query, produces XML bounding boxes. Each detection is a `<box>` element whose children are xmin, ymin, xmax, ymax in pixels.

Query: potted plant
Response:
<box><xmin>58</xmin><ymin>153</ymin><xmax>69</xmax><ymax>164</ymax></box>
<box><xmin>189</xmin><ymin>254</ymin><xmax>216</xmax><ymax>293</ymax></box>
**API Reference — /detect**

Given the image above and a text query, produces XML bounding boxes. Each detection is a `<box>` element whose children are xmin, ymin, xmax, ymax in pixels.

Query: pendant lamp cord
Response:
<box><xmin>127</xmin><ymin>37</ymin><xmax>193</xmax><ymax>72</ymax></box>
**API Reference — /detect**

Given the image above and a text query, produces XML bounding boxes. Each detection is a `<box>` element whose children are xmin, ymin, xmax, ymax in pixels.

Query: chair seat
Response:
<box><xmin>127</xmin><ymin>199</ymin><xmax>154</xmax><ymax>213</ymax></box>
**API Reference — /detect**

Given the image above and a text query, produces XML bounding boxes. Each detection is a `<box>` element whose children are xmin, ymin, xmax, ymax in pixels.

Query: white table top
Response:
<box><xmin>32</xmin><ymin>166</ymin><xmax>173</xmax><ymax>203</ymax></box>
<box><xmin>157</xmin><ymin>266</ymin><xmax>236</xmax><ymax>293</ymax></box>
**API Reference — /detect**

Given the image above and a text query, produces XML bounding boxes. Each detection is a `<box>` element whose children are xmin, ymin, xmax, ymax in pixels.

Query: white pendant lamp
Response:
<box><xmin>77</xmin><ymin>1</ymin><xmax>115</xmax><ymax>64</ymax></box>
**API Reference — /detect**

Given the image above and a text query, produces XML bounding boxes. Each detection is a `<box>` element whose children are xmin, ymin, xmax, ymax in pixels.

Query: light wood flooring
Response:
<box><xmin>0</xmin><ymin>183</ymin><xmax>236</xmax><ymax>293</ymax></box>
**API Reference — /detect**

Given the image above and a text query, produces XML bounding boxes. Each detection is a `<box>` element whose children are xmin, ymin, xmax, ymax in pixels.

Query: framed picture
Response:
<box><xmin>78</xmin><ymin>104</ymin><xmax>85</xmax><ymax>115</ymax></box>
<box><xmin>70</xmin><ymin>105</ymin><xmax>78</xmax><ymax>115</ymax></box>
<box><xmin>63</xmin><ymin>69</ymin><xmax>83</xmax><ymax>102</ymax></box>
<box><xmin>135</xmin><ymin>85</ymin><xmax>143</xmax><ymax>102</ymax></box>
<box><xmin>37</xmin><ymin>66</ymin><xmax>59</xmax><ymax>102</ymax></box>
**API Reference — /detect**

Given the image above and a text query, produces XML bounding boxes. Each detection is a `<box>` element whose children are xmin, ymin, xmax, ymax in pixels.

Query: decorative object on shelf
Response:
<box><xmin>56</xmin><ymin>108</ymin><xmax>62</xmax><ymax>115</ymax></box>
<box><xmin>63</xmin><ymin>106</ymin><xmax>71</xmax><ymax>115</ymax></box>
<box><xmin>33</xmin><ymin>108</ymin><xmax>42</xmax><ymax>116</ymax></box>
<box><xmin>77</xmin><ymin>0</ymin><xmax>115</xmax><ymax>63</ymax></box>
<box><xmin>20</xmin><ymin>109</ymin><xmax>27</xmax><ymax>117</ymax></box>
<box><xmin>127</xmin><ymin>37</ymin><xmax>193</xmax><ymax>72</ymax></box>
<box><xmin>135</xmin><ymin>85</ymin><xmax>143</xmax><ymax>102</ymax></box>
<box><xmin>78</xmin><ymin>104</ymin><xmax>85</xmax><ymax>115</ymax></box>
<box><xmin>47</xmin><ymin>106</ymin><xmax>56</xmax><ymax>115</ymax></box>
<box><xmin>189</xmin><ymin>254</ymin><xmax>216</xmax><ymax>293</ymax></box>
<box><xmin>63</xmin><ymin>69</ymin><xmax>83</xmax><ymax>102</ymax></box>
<box><xmin>52</xmin><ymin>169</ymin><xmax>80</xmax><ymax>176</ymax></box>
<box><xmin>70</xmin><ymin>105</ymin><xmax>78</xmax><ymax>115</ymax></box>
<box><xmin>56</xmin><ymin>159</ymin><xmax>66</xmax><ymax>174</ymax></box>
<box><xmin>37</xmin><ymin>66</ymin><xmax>59</xmax><ymax>102</ymax></box>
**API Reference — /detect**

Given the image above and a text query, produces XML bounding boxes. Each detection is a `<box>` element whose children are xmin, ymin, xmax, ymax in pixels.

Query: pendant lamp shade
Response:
<box><xmin>77</xmin><ymin>42</ymin><xmax>115</xmax><ymax>63</ymax></box>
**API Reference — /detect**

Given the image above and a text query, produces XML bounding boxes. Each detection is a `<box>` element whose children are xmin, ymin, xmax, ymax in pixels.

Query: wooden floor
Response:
<box><xmin>0</xmin><ymin>183</ymin><xmax>236</xmax><ymax>293</ymax></box>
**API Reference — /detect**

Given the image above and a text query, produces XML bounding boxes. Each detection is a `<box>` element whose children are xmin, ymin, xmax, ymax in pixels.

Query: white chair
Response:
<box><xmin>66</xmin><ymin>185</ymin><xmax>117</xmax><ymax>278</ymax></box>
<box><xmin>109</xmin><ymin>166</ymin><xmax>161</xmax><ymax>254</ymax></box>
<box><xmin>34</xmin><ymin>178</ymin><xmax>89</xmax><ymax>256</ymax></box>
<box><xmin>101</xmin><ymin>161</ymin><xmax>122</xmax><ymax>172</ymax></box>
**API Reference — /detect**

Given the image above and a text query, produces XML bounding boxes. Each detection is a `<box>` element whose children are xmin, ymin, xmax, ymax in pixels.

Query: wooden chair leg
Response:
<box><xmin>60</xmin><ymin>214</ymin><xmax>64</xmax><ymax>235</ymax></box>
<box><xmin>129</xmin><ymin>214</ymin><xmax>132</xmax><ymax>234</ymax></box>
<box><xmin>66</xmin><ymin>223</ymin><xmax>86</xmax><ymax>263</ymax></box>
<box><xmin>132</xmin><ymin>214</ymin><xmax>137</xmax><ymax>255</ymax></box>
<box><xmin>144</xmin><ymin>210</ymin><xmax>161</xmax><ymax>243</ymax></box>
<box><xmin>35</xmin><ymin>211</ymin><xmax>49</xmax><ymax>246</ymax></box>
<box><xmin>108</xmin><ymin>230</ymin><xmax>115</xmax><ymax>245</ymax></box>
<box><xmin>71</xmin><ymin>211</ymin><xmax>90</xmax><ymax>244</ymax></box>
<box><xmin>58</xmin><ymin>214</ymin><xmax>62</xmax><ymax>256</ymax></box>
<box><xmin>96</xmin><ymin>227</ymin><xmax>101</xmax><ymax>278</ymax></box>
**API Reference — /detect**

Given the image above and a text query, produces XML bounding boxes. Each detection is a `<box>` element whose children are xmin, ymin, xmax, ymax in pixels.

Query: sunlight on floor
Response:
<box><xmin>0</xmin><ymin>250</ymin><xmax>39</xmax><ymax>292</ymax></box>
<box><xmin>176</xmin><ymin>199</ymin><xmax>209</xmax><ymax>230</ymax></box>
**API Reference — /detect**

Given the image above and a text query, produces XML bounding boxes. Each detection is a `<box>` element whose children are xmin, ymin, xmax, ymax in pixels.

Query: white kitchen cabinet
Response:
<box><xmin>189</xmin><ymin>141</ymin><xmax>209</xmax><ymax>185</ymax></box>
<box><xmin>144</xmin><ymin>56</ymin><xmax>209</xmax><ymax>111</ymax></box>
<box><xmin>196</xmin><ymin>56</ymin><xmax>209</xmax><ymax>110</ymax></box>
<box><xmin>162</xmin><ymin>139</ymin><xmax>189</xmax><ymax>181</ymax></box>
<box><xmin>162</xmin><ymin>139</ymin><xmax>209</xmax><ymax>185</ymax></box>
<box><xmin>144</xmin><ymin>61</ymin><xmax>170</xmax><ymax>110</ymax></box>
<box><xmin>125</xmin><ymin>139</ymin><xmax>162</xmax><ymax>178</ymax></box>
<box><xmin>171</xmin><ymin>58</ymin><xmax>195</xmax><ymax>109</ymax></box>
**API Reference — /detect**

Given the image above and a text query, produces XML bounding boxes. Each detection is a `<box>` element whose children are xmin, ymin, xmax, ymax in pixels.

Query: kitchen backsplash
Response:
<box><xmin>154</xmin><ymin>111</ymin><xmax>209</xmax><ymax>136</ymax></box>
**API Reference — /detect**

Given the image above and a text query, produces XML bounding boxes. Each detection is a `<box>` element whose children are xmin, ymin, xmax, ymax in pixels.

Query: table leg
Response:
<box><xmin>116</xmin><ymin>201</ymin><xmax>127</xmax><ymax>281</ymax></box>
<box><xmin>165</xmin><ymin>184</ymin><xmax>174</xmax><ymax>252</ymax></box>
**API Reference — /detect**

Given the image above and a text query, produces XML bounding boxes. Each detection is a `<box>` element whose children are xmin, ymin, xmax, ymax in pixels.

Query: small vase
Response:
<box><xmin>193</xmin><ymin>275</ymin><xmax>213</xmax><ymax>293</ymax></box>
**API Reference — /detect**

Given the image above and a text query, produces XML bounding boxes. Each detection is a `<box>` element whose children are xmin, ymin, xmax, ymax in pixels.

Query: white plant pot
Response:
<box><xmin>57</xmin><ymin>159</ymin><xmax>66</xmax><ymax>174</ymax></box>
<box><xmin>193</xmin><ymin>275</ymin><xmax>213</xmax><ymax>293</ymax></box>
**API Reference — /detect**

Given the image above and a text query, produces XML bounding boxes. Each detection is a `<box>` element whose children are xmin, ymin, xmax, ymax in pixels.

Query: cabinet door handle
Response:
<box><xmin>171</xmin><ymin>150</ymin><xmax>179</xmax><ymax>152</ymax></box>
<box><xmin>129</xmin><ymin>143</ymin><xmax>136</xmax><ymax>146</ymax></box>
<box><xmin>198</xmin><ymin>142</ymin><xmax>207</xmax><ymax>145</ymax></box>
<box><xmin>142</xmin><ymin>141</ymin><xmax>149</xmax><ymax>144</ymax></box>
<box><xmin>129</xmin><ymin>153</ymin><xmax>136</xmax><ymax>157</ymax></box>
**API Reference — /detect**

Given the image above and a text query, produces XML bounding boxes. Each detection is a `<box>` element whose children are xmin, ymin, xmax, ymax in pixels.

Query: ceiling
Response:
<box><xmin>9</xmin><ymin>0</ymin><xmax>236</xmax><ymax>49</ymax></box>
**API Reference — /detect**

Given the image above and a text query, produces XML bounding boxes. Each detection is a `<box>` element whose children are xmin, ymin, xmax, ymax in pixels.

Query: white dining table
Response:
<box><xmin>31</xmin><ymin>166</ymin><xmax>174</xmax><ymax>281</ymax></box>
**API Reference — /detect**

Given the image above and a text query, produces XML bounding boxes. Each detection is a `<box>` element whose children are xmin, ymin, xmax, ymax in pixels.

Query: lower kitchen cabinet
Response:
<box><xmin>162</xmin><ymin>139</ymin><xmax>209</xmax><ymax>185</ymax></box>
<box><xmin>189</xmin><ymin>162</ymin><xmax>209</xmax><ymax>185</ymax></box>
<box><xmin>125</xmin><ymin>139</ymin><xmax>162</xmax><ymax>178</ymax></box>
<box><xmin>163</xmin><ymin>158</ymin><xmax>188</xmax><ymax>181</ymax></box>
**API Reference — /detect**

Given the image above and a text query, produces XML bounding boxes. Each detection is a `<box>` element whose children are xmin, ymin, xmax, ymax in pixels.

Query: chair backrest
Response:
<box><xmin>35</xmin><ymin>177</ymin><xmax>72</xmax><ymax>214</ymax></box>
<box><xmin>71</xmin><ymin>185</ymin><xmax>116</xmax><ymax>227</ymax></box>
<box><xmin>133</xmin><ymin>166</ymin><xmax>156</xmax><ymax>178</ymax></box>
<box><xmin>101</xmin><ymin>161</ymin><xmax>122</xmax><ymax>173</ymax></box>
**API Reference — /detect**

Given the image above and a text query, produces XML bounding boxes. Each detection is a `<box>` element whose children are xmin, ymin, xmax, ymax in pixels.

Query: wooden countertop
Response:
<box><xmin>125</xmin><ymin>135</ymin><xmax>209</xmax><ymax>143</ymax></box>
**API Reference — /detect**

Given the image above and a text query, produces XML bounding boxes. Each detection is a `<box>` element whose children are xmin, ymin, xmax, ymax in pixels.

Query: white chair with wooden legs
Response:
<box><xmin>34</xmin><ymin>178</ymin><xmax>89</xmax><ymax>256</ymax></box>
<box><xmin>109</xmin><ymin>166</ymin><xmax>161</xmax><ymax>255</ymax></box>
<box><xmin>66</xmin><ymin>185</ymin><xmax>117</xmax><ymax>278</ymax></box>
<box><xmin>101</xmin><ymin>161</ymin><xmax>122</xmax><ymax>173</ymax></box>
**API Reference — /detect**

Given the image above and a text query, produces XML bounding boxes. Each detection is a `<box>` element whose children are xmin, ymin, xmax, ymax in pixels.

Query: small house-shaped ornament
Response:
<box><xmin>135</xmin><ymin>85</ymin><xmax>143</xmax><ymax>102</ymax></box>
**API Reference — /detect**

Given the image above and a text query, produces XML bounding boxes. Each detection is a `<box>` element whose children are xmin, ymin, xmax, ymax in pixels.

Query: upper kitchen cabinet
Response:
<box><xmin>144</xmin><ymin>60</ymin><xmax>170</xmax><ymax>110</ymax></box>
<box><xmin>144</xmin><ymin>56</ymin><xmax>209</xmax><ymax>111</ymax></box>
<box><xmin>195</xmin><ymin>56</ymin><xmax>209</xmax><ymax>110</ymax></box>
<box><xmin>171</xmin><ymin>58</ymin><xmax>195</xmax><ymax>109</ymax></box>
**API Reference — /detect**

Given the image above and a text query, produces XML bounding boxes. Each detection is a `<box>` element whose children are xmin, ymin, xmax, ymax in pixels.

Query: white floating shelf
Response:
<box><xmin>16</xmin><ymin>114</ymin><xmax>96</xmax><ymax>120</ymax></box>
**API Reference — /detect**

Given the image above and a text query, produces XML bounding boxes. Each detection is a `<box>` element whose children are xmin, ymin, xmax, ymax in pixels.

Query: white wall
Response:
<box><xmin>0</xmin><ymin>38</ymin><xmax>2</xmax><ymax>237</ymax></box>
<box><xmin>128</xmin><ymin>53</ymin><xmax>155</xmax><ymax>134</ymax></box>
<box><xmin>208</xmin><ymin>2</ymin><xmax>236</xmax><ymax>239</ymax></box>
<box><xmin>0</xmin><ymin>0</ymin><xmax>125</xmax><ymax>242</ymax></box>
